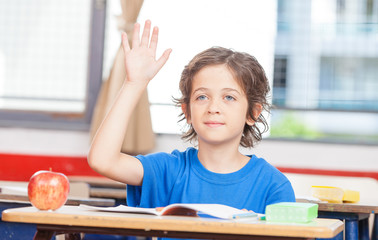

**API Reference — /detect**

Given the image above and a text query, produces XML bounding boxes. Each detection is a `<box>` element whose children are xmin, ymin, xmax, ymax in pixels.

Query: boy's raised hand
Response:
<box><xmin>122</xmin><ymin>20</ymin><xmax>172</xmax><ymax>86</ymax></box>
<box><xmin>88</xmin><ymin>20</ymin><xmax>171</xmax><ymax>186</ymax></box>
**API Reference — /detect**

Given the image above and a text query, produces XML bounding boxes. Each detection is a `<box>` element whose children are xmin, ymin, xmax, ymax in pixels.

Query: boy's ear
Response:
<box><xmin>246</xmin><ymin>103</ymin><xmax>263</xmax><ymax>126</ymax></box>
<box><xmin>181</xmin><ymin>104</ymin><xmax>191</xmax><ymax>124</ymax></box>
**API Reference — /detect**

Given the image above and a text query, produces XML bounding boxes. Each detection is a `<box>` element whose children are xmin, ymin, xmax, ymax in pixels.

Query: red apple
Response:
<box><xmin>28</xmin><ymin>170</ymin><xmax>70</xmax><ymax>210</ymax></box>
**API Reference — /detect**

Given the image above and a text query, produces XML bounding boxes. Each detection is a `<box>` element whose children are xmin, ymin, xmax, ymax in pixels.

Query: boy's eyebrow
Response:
<box><xmin>192</xmin><ymin>87</ymin><xmax>242</xmax><ymax>95</ymax></box>
<box><xmin>222</xmin><ymin>88</ymin><xmax>242</xmax><ymax>95</ymax></box>
<box><xmin>191</xmin><ymin>87</ymin><xmax>208</xmax><ymax>95</ymax></box>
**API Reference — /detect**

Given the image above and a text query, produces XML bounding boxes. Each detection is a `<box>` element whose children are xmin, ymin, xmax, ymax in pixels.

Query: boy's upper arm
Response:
<box><xmin>106</xmin><ymin>153</ymin><xmax>144</xmax><ymax>186</ymax></box>
<box><xmin>268</xmin><ymin>180</ymin><xmax>296</xmax><ymax>205</ymax></box>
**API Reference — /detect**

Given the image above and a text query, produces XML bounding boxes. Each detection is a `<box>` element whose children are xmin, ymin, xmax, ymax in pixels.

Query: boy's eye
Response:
<box><xmin>225</xmin><ymin>95</ymin><xmax>235</xmax><ymax>101</ymax></box>
<box><xmin>196</xmin><ymin>95</ymin><xmax>208</xmax><ymax>100</ymax></box>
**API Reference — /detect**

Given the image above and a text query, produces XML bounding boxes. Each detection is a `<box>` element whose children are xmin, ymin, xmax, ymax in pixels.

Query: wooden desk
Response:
<box><xmin>0</xmin><ymin>180</ymin><xmax>116</xmax><ymax>239</ymax></box>
<box><xmin>298</xmin><ymin>199</ymin><xmax>378</xmax><ymax>240</ymax></box>
<box><xmin>318</xmin><ymin>201</ymin><xmax>378</xmax><ymax>240</ymax></box>
<box><xmin>2</xmin><ymin>206</ymin><xmax>343</xmax><ymax>240</ymax></box>
<box><xmin>317</xmin><ymin>201</ymin><xmax>378</xmax><ymax>214</ymax></box>
<box><xmin>0</xmin><ymin>195</ymin><xmax>113</xmax><ymax>240</ymax></box>
<box><xmin>68</xmin><ymin>176</ymin><xmax>126</xmax><ymax>189</ymax></box>
<box><xmin>68</xmin><ymin>176</ymin><xmax>127</xmax><ymax>204</ymax></box>
<box><xmin>89</xmin><ymin>187</ymin><xmax>126</xmax><ymax>199</ymax></box>
<box><xmin>0</xmin><ymin>180</ymin><xmax>116</xmax><ymax>206</ymax></box>
<box><xmin>0</xmin><ymin>193</ymin><xmax>115</xmax><ymax>207</ymax></box>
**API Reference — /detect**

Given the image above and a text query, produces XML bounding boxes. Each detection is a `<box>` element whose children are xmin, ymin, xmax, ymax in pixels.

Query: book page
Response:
<box><xmin>80</xmin><ymin>203</ymin><xmax>259</xmax><ymax>220</ymax></box>
<box><xmin>161</xmin><ymin>204</ymin><xmax>257</xmax><ymax>220</ymax></box>
<box><xmin>80</xmin><ymin>204</ymin><xmax>158</xmax><ymax>215</ymax></box>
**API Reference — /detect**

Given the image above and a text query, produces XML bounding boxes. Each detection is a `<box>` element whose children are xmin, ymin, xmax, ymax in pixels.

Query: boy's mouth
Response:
<box><xmin>204</xmin><ymin>121</ymin><xmax>225</xmax><ymax>128</ymax></box>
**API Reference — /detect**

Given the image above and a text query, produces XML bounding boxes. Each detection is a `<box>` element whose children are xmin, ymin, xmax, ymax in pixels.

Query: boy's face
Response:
<box><xmin>183</xmin><ymin>64</ymin><xmax>254</xmax><ymax>146</ymax></box>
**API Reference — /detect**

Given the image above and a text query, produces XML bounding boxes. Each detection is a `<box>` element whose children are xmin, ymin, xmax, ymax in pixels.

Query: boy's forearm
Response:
<box><xmin>88</xmin><ymin>81</ymin><xmax>146</xmax><ymax>170</ymax></box>
<box><xmin>88</xmin><ymin>20</ymin><xmax>170</xmax><ymax>180</ymax></box>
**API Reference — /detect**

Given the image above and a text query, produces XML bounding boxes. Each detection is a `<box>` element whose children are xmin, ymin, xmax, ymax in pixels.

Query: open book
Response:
<box><xmin>80</xmin><ymin>203</ymin><xmax>260</xmax><ymax>220</ymax></box>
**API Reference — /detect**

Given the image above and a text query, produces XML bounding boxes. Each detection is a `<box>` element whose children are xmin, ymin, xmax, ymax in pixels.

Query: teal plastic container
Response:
<box><xmin>265</xmin><ymin>202</ymin><xmax>318</xmax><ymax>223</ymax></box>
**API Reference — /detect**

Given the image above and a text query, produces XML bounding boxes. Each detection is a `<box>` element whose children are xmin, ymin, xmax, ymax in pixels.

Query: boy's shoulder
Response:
<box><xmin>172</xmin><ymin>147</ymin><xmax>198</xmax><ymax>158</ymax></box>
<box><xmin>250</xmin><ymin>154</ymin><xmax>288</xmax><ymax>178</ymax></box>
<box><xmin>135</xmin><ymin>147</ymin><xmax>198</xmax><ymax>161</ymax></box>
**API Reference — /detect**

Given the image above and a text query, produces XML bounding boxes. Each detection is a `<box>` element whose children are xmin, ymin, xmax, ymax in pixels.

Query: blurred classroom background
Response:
<box><xmin>0</xmin><ymin>0</ymin><xmax>377</xmax><ymax>182</ymax></box>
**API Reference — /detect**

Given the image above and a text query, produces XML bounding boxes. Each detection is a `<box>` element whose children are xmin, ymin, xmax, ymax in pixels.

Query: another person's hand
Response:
<box><xmin>122</xmin><ymin>20</ymin><xmax>172</xmax><ymax>86</ymax></box>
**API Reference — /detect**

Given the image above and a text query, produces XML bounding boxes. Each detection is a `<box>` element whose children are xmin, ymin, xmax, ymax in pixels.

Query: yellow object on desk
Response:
<box><xmin>311</xmin><ymin>186</ymin><xmax>360</xmax><ymax>203</ymax></box>
<box><xmin>342</xmin><ymin>189</ymin><xmax>360</xmax><ymax>203</ymax></box>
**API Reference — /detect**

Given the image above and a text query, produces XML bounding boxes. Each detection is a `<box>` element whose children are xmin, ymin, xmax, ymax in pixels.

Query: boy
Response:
<box><xmin>88</xmin><ymin>20</ymin><xmax>294</xmax><ymax>218</ymax></box>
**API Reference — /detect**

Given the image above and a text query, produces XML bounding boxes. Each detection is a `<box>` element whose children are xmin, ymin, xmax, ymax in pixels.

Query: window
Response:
<box><xmin>273</xmin><ymin>0</ymin><xmax>378</xmax><ymax>111</ymax></box>
<box><xmin>271</xmin><ymin>0</ymin><xmax>378</xmax><ymax>143</ymax></box>
<box><xmin>272</xmin><ymin>57</ymin><xmax>288</xmax><ymax>106</ymax></box>
<box><xmin>319</xmin><ymin>57</ymin><xmax>378</xmax><ymax>111</ymax></box>
<box><xmin>335</xmin><ymin>0</ymin><xmax>378</xmax><ymax>33</ymax></box>
<box><xmin>277</xmin><ymin>0</ymin><xmax>290</xmax><ymax>32</ymax></box>
<box><xmin>0</xmin><ymin>0</ymin><xmax>105</xmax><ymax>130</ymax></box>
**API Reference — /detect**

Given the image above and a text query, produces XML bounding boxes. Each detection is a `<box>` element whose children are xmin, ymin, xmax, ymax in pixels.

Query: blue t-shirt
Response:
<box><xmin>127</xmin><ymin>147</ymin><xmax>295</xmax><ymax>214</ymax></box>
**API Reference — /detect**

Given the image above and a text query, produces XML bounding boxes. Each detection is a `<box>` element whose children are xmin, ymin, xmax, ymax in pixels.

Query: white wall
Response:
<box><xmin>154</xmin><ymin>134</ymin><xmax>378</xmax><ymax>172</ymax></box>
<box><xmin>1</xmin><ymin>128</ymin><xmax>377</xmax><ymax>173</ymax></box>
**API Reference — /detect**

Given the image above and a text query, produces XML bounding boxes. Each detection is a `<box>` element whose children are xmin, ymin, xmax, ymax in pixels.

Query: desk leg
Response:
<box><xmin>345</xmin><ymin>220</ymin><xmax>358</xmax><ymax>240</ymax></box>
<box><xmin>358</xmin><ymin>217</ymin><xmax>369</xmax><ymax>240</ymax></box>
<box><xmin>33</xmin><ymin>229</ymin><xmax>55</xmax><ymax>240</ymax></box>
<box><xmin>372</xmin><ymin>214</ymin><xmax>378</xmax><ymax>240</ymax></box>
<box><xmin>318</xmin><ymin>212</ymin><xmax>371</xmax><ymax>240</ymax></box>
<box><xmin>33</xmin><ymin>230</ymin><xmax>81</xmax><ymax>240</ymax></box>
<box><xmin>64</xmin><ymin>233</ymin><xmax>82</xmax><ymax>240</ymax></box>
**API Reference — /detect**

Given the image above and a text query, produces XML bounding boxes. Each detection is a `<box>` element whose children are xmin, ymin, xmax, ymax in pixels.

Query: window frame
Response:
<box><xmin>0</xmin><ymin>0</ymin><xmax>106</xmax><ymax>131</ymax></box>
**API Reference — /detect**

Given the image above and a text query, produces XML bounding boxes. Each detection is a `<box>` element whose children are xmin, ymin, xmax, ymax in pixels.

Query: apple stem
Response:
<box><xmin>49</xmin><ymin>167</ymin><xmax>52</xmax><ymax>172</ymax></box>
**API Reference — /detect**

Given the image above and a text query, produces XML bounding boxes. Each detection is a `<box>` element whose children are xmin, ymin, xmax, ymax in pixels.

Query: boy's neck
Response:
<box><xmin>197</xmin><ymin>142</ymin><xmax>250</xmax><ymax>174</ymax></box>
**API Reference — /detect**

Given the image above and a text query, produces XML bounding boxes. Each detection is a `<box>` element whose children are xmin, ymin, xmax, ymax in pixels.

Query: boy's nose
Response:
<box><xmin>207</xmin><ymin>100</ymin><xmax>220</xmax><ymax>114</ymax></box>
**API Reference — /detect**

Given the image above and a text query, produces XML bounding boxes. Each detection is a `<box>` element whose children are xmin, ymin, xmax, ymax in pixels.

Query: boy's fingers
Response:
<box><xmin>156</xmin><ymin>48</ymin><xmax>172</xmax><ymax>70</ymax></box>
<box><xmin>121</xmin><ymin>32</ymin><xmax>130</xmax><ymax>52</ymax></box>
<box><xmin>149</xmin><ymin>26</ymin><xmax>159</xmax><ymax>51</ymax></box>
<box><xmin>140</xmin><ymin>20</ymin><xmax>151</xmax><ymax>47</ymax></box>
<box><xmin>132</xmin><ymin>22</ymin><xmax>140</xmax><ymax>48</ymax></box>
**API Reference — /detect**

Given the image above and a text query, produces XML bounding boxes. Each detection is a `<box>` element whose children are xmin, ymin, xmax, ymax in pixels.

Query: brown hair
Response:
<box><xmin>174</xmin><ymin>47</ymin><xmax>271</xmax><ymax>148</ymax></box>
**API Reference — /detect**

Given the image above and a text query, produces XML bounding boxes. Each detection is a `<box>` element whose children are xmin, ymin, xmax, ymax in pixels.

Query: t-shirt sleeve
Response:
<box><xmin>127</xmin><ymin>150</ymin><xmax>183</xmax><ymax>208</ymax></box>
<box><xmin>266</xmin><ymin>177</ymin><xmax>296</xmax><ymax>207</ymax></box>
<box><xmin>255</xmin><ymin>159</ymin><xmax>296</xmax><ymax>210</ymax></box>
